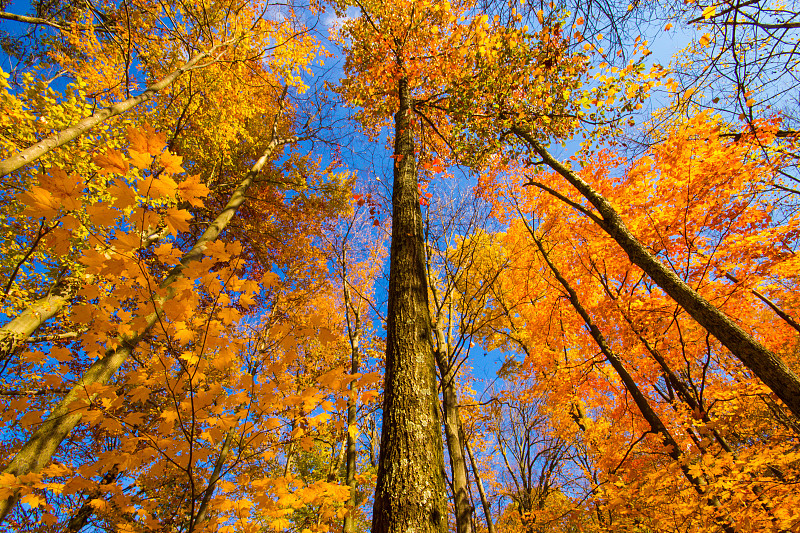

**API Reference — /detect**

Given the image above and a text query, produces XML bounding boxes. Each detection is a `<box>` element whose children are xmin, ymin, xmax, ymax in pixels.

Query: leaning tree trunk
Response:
<box><xmin>0</xmin><ymin>279</ymin><xmax>76</xmax><ymax>365</ymax></box>
<box><xmin>370</xmin><ymin>77</ymin><xmax>448</xmax><ymax>533</ymax></box>
<box><xmin>514</xmin><ymin>129</ymin><xmax>800</xmax><ymax>420</ymax></box>
<box><xmin>527</xmin><ymin>227</ymin><xmax>738</xmax><ymax>533</ymax></box>
<box><xmin>0</xmin><ymin>40</ymin><xmax>236</xmax><ymax>178</ymax></box>
<box><xmin>0</xmin><ymin>125</ymin><xmax>297</xmax><ymax>524</ymax></box>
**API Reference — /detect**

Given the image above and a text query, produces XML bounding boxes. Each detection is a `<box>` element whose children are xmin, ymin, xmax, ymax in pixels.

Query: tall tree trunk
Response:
<box><xmin>0</xmin><ymin>40</ymin><xmax>235</xmax><ymax>177</ymax></box>
<box><xmin>434</xmin><ymin>329</ymin><xmax>473</xmax><ymax>533</ymax></box>
<box><xmin>371</xmin><ymin>77</ymin><xmax>448</xmax><ymax>533</ymax></box>
<box><xmin>0</xmin><ymin>124</ymin><xmax>298</xmax><ymax>524</ymax></box>
<box><xmin>515</xmin><ymin>129</ymin><xmax>800</xmax><ymax>420</ymax></box>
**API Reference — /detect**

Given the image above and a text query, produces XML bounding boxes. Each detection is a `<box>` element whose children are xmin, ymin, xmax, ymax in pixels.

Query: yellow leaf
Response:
<box><xmin>699</xmin><ymin>33</ymin><xmax>711</xmax><ymax>47</ymax></box>
<box><xmin>21</xmin><ymin>493</ymin><xmax>45</xmax><ymax>508</ymax></box>
<box><xmin>180</xmin><ymin>351</ymin><xmax>200</xmax><ymax>365</ymax></box>
<box><xmin>702</xmin><ymin>5</ymin><xmax>716</xmax><ymax>19</ymax></box>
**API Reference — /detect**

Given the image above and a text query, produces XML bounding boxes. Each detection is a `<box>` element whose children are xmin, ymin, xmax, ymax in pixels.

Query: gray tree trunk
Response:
<box><xmin>370</xmin><ymin>77</ymin><xmax>448</xmax><ymax>533</ymax></box>
<box><xmin>516</xmin><ymin>130</ymin><xmax>800</xmax><ymax>420</ymax></box>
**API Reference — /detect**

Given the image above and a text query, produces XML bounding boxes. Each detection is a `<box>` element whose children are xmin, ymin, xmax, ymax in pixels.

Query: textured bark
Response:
<box><xmin>371</xmin><ymin>77</ymin><xmax>448</xmax><ymax>533</ymax></box>
<box><xmin>515</xmin><ymin>129</ymin><xmax>800</xmax><ymax>420</ymax></box>
<box><xmin>0</xmin><ymin>130</ymin><xmax>296</xmax><ymax>524</ymax></box>
<box><xmin>0</xmin><ymin>41</ymin><xmax>234</xmax><ymax>177</ymax></box>
<box><xmin>434</xmin><ymin>333</ymin><xmax>473</xmax><ymax>533</ymax></box>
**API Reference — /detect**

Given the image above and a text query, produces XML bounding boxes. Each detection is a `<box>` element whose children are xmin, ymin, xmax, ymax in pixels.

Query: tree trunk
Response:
<box><xmin>527</xmin><ymin>227</ymin><xmax>737</xmax><ymax>533</ymax></box>
<box><xmin>0</xmin><ymin>128</ymin><xmax>297</xmax><ymax>524</ymax></box>
<box><xmin>464</xmin><ymin>432</ymin><xmax>496</xmax><ymax>533</ymax></box>
<box><xmin>0</xmin><ymin>279</ymin><xmax>76</xmax><ymax>366</ymax></box>
<box><xmin>515</xmin><ymin>129</ymin><xmax>800</xmax><ymax>420</ymax></box>
<box><xmin>0</xmin><ymin>40</ymin><xmax>235</xmax><ymax>177</ymax></box>
<box><xmin>371</xmin><ymin>77</ymin><xmax>448</xmax><ymax>533</ymax></box>
<box><xmin>434</xmin><ymin>331</ymin><xmax>473</xmax><ymax>533</ymax></box>
<box><xmin>190</xmin><ymin>429</ymin><xmax>235</xmax><ymax>531</ymax></box>
<box><xmin>343</xmin><ymin>271</ymin><xmax>361</xmax><ymax>533</ymax></box>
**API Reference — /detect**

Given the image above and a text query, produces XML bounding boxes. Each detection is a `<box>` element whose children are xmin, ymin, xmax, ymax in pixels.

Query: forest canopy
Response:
<box><xmin>0</xmin><ymin>0</ymin><xmax>798</xmax><ymax>531</ymax></box>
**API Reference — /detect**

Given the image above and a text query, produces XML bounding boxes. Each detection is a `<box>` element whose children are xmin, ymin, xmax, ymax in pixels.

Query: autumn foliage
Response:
<box><xmin>1</xmin><ymin>0</ymin><xmax>799</xmax><ymax>532</ymax></box>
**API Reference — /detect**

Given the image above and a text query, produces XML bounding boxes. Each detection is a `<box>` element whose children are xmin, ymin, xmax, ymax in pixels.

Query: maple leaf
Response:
<box><xmin>218</xmin><ymin>307</ymin><xmax>241</xmax><ymax>325</ymax></box>
<box><xmin>20</xmin><ymin>187</ymin><xmax>59</xmax><ymax>219</ymax></box>
<box><xmin>160</xmin><ymin>151</ymin><xmax>185</xmax><ymax>175</ymax></box>
<box><xmin>164</xmin><ymin>207</ymin><xmax>192</xmax><ymax>235</ymax></box>
<box><xmin>108</xmin><ymin>180</ymin><xmax>138</xmax><ymax>209</ymax></box>
<box><xmin>86</xmin><ymin>202</ymin><xmax>119</xmax><ymax>227</ymax></box>
<box><xmin>93</xmin><ymin>149</ymin><xmax>130</xmax><ymax>175</ymax></box>
<box><xmin>141</xmin><ymin>174</ymin><xmax>179</xmax><ymax>199</ymax></box>
<box><xmin>21</xmin><ymin>493</ymin><xmax>45</xmax><ymax>508</ymax></box>
<box><xmin>128</xmin><ymin>124</ymin><xmax>166</xmax><ymax>156</ymax></box>
<box><xmin>160</xmin><ymin>409</ymin><xmax>179</xmax><ymax>424</ymax></box>
<box><xmin>129</xmin><ymin>149</ymin><xmax>153</xmax><ymax>169</ymax></box>
<box><xmin>40</xmin><ymin>167</ymin><xmax>83</xmax><ymax>204</ymax></box>
<box><xmin>177</xmin><ymin>174</ymin><xmax>211</xmax><ymax>207</ymax></box>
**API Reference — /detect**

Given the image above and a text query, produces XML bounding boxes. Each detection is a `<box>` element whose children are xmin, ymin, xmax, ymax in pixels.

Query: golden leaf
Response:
<box><xmin>93</xmin><ymin>149</ymin><xmax>130</xmax><ymax>175</ymax></box>
<box><xmin>164</xmin><ymin>207</ymin><xmax>191</xmax><ymax>235</ymax></box>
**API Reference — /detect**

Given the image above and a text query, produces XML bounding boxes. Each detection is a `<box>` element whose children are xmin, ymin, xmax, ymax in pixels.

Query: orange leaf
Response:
<box><xmin>160</xmin><ymin>151</ymin><xmax>185</xmax><ymax>175</ymax></box>
<box><xmin>129</xmin><ymin>149</ymin><xmax>153</xmax><ymax>169</ymax></box>
<box><xmin>141</xmin><ymin>174</ymin><xmax>179</xmax><ymax>199</ymax></box>
<box><xmin>165</xmin><ymin>207</ymin><xmax>192</xmax><ymax>235</ymax></box>
<box><xmin>86</xmin><ymin>202</ymin><xmax>119</xmax><ymax>227</ymax></box>
<box><xmin>177</xmin><ymin>174</ymin><xmax>211</xmax><ymax>208</ymax></box>
<box><xmin>93</xmin><ymin>149</ymin><xmax>130</xmax><ymax>175</ymax></box>
<box><xmin>20</xmin><ymin>187</ymin><xmax>59</xmax><ymax>219</ymax></box>
<box><xmin>128</xmin><ymin>124</ymin><xmax>166</xmax><ymax>156</ymax></box>
<box><xmin>108</xmin><ymin>180</ymin><xmax>138</xmax><ymax>209</ymax></box>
